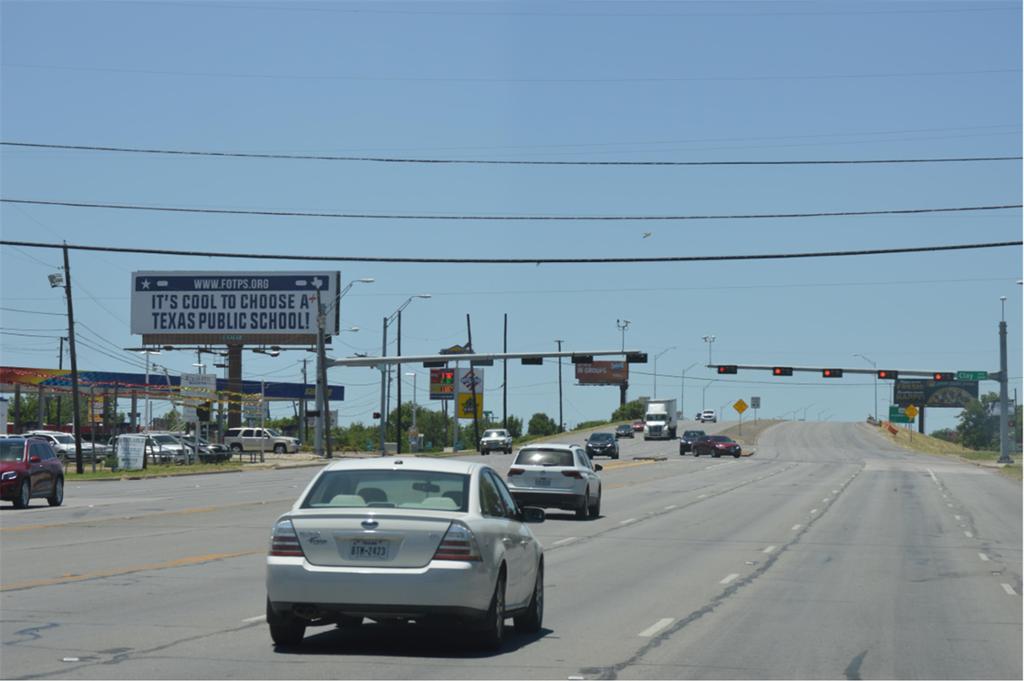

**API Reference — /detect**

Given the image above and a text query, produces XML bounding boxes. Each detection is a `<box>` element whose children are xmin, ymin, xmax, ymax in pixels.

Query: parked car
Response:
<box><xmin>265</xmin><ymin>457</ymin><xmax>545</xmax><ymax>650</ymax></box>
<box><xmin>1</xmin><ymin>436</ymin><xmax>64</xmax><ymax>508</ymax></box>
<box><xmin>24</xmin><ymin>430</ymin><xmax>107</xmax><ymax>463</ymax></box>
<box><xmin>506</xmin><ymin>444</ymin><xmax>602</xmax><ymax>519</ymax></box>
<box><xmin>692</xmin><ymin>435</ymin><xmax>742</xmax><ymax>458</ymax></box>
<box><xmin>224</xmin><ymin>427</ymin><xmax>299</xmax><ymax>454</ymax></box>
<box><xmin>697</xmin><ymin>410</ymin><xmax>718</xmax><ymax>423</ymax></box>
<box><xmin>631</xmin><ymin>420</ymin><xmax>645</xmax><ymax>432</ymax></box>
<box><xmin>171</xmin><ymin>433</ymin><xmax>232</xmax><ymax>463</ymax></box>
<box><xmin>615</xmin><ymin>424</ymin><xmax>633</xmax><ymax>439</ymax></box>
<box><xmin>479</xmin><ymin>429</ymin><xmax>513</xmax><ymax>455</ymax></box>
<box><xmin>585</xmin><ymin>432</ymin><xmax>619</xmax><ymax>459</ymax></box>
<box><xmin>679</xmin><ymin>429</ymin><xmax>706</xmax><ymax>454</ymax></box>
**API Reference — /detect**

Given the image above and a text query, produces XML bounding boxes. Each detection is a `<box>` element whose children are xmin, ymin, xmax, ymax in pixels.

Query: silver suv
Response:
<box><xmin>224</xmin><ymin>427</ymin><xmax>299</xmax><ymax>454</ymax></box>
<box><xmin>698</xmin><ymin>410</ymin><xmax>718</xmax><ymax>423</ymax></box>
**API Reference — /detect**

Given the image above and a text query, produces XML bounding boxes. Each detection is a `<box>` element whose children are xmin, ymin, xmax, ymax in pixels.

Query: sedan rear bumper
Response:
<box><xmin>509</xmin><ymin>490</ymin><xmax>582</xmax><ymax>511</ymax></box>
<box><xmin>266</xmin><ymin>557</ymin><xmax>495</xmax><ymax>616</ymax></box>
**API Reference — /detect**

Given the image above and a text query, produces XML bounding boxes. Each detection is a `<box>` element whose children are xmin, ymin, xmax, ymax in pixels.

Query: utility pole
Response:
<box><xmin>379</xmin><ymin>316</ymin><xmax>387</xmax><ymax>454</ymax></box>
<box><xmin>314</xmin><ymin>290</ymin><xmax>331</xmax><ymax>458</ymax></box>
<box><xmin>555</xmin><ymin>339</ymin><xmax>564</xmax><ymax>432</ymax></box>
<box><xmin>468</xmin><ymin>314</ymin><xmax>481</xmax><ymax>450</ymax></box>
<box><xmin>300</xmin><ymin>358</ymin><xmax>308</xmax><ymax>446</ymax></box>
<box><xmin>397</xmin><ymin>310</ymin><xmax>403</xmax><ymax>454</ymax></box>
<box><xmin>503</xmin><ymin>313</ymin><xmax>508</xmax><ymax>431</ymax></box>
<box><xmin>55</xmin><ymin>336</ymin><xmax>66</xmax><ymax>427</ymax></box>
<box><xmin>998</xmin><ymin>296</ymin><xmax>1013</xmax><ymax>464</ymax></box>
<box><xmin>62</xmin><ymin>243</ymin><xmax>84</xmax><ymax>475</ymax></box>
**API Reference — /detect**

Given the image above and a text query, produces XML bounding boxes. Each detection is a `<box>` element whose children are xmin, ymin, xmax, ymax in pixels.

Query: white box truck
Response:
<box><xmin>644</xmin><ymin>399</ymin><xmax>678</xmax><ymax>440</ymax></box>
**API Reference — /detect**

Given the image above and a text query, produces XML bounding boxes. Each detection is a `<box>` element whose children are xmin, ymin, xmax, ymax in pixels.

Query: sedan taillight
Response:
<box><xmin>433</xmin><ymin>521</ymin><xmax>482</xmax><ymax>561</ymax></box>
<box><xmin>562</xmin><ymin>470</ymin><xmax>583</xmax><ymax>479</ymax></box>
<box><xmin>269</xmin><ymin>519</ymin><xmax>305</xmax><ymax>557</ymax></box>
<box><xmin>508</xmin><ymin>467</ymin><xmax>525</xmax><ymax>476</ymax></box>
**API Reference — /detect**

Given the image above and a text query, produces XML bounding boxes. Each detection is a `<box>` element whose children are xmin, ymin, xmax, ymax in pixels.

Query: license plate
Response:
<box><xmin>348</xmin><ymin>539</ymin><xmax>390</xmax><ymax>560</ymax></box>
<box><xmin>534</xmin><ymin>477</ymin><xmax>551</xmax><ymax>487</ymax></box>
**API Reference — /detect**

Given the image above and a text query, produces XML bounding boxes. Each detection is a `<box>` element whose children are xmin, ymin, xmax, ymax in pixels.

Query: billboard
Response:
<box><xmin>894</xmin><ymin>379</ymin><xmax>979</xmax><ymax>408</ymax></box>
<box><xmin>429</xmin><ymin>368</ymin><xmax>455</xmax><ymax>400</ymax></box>
<box><xmin>131</xmin><ymin>271</ymin><xmax>340</xmax><ymax>345</ymax></box>
<box><xmin>575</xmin><ymin>361</ymin><xmax>629</xmax><ymax>386</ymax></box>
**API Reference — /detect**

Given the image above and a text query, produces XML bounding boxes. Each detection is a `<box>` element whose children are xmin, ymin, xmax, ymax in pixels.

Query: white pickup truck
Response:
<box><xmin>479</xmin><ymin>428</ymin><xmax>513</xmax><ymax>455</ymax></box>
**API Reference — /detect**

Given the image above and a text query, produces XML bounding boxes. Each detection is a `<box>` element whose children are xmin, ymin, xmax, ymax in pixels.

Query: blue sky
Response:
<box><xmin>1</xmin><ymin>0</ymin><xmax>1021</xmax><ymax>434</ymax></box>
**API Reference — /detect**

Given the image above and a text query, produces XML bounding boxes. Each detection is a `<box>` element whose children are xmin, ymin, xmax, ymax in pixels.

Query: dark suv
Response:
<box><xmin>1</xmin><ymin>436</ymin><xmax>65</xmax><ymax>508</ymax></box>
<box><xmin>585</xmin><ymin>432</ymin><xmax>619</xmax><ymax>459</ymax></box>
<box><xmin>679</xmin><ymin>429</ymin><xmax>706</xmax><ymax>455</ymax></box>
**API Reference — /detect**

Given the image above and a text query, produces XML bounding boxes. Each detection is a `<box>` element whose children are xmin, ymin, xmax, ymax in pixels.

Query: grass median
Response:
<box><xmin>62</xmin><ymin>462</ymin><xmax>243</xmax><ymax>481</ymax></box>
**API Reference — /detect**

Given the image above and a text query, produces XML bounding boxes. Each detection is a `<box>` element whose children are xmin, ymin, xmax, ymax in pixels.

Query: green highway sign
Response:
<box><xmin>889</xmin><ymin>405</ymin><xmax>913</xmax><ymax>424</ymax></box>
<box><xmin>956</xmin><ymin>371</ymin><xmax>988</xmax><ymax>381</ymax></box>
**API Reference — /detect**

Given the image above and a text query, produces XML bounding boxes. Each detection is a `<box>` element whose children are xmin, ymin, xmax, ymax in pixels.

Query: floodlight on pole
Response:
<box><xmin>702</xmin><ymin>335</ymin><xmax>716</xmax><ymax>366</ymax></box>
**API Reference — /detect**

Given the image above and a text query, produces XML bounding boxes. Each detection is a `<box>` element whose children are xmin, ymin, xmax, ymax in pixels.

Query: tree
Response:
<box><xmin>957</xmin><ymin>396</ymin><xmax>998</xmax><ymax>450</ymax></box>
<box><xmin>611</xmin><ymin>399</ymin><xmax>646</xmax><ymax>422</ymax></box>
<box><xmin>527</xmin><ymin>412</ymin><xmax>557</xmax><ymax>437</ymax></box>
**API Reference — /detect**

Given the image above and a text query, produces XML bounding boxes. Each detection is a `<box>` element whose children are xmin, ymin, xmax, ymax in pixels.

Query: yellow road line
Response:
<box><xmin>0</xmin><ymin>550</ymin><xmax>263</xmax><ymax>592</ymax></box>
<box><xmin>600</xmin><ymin>459</ymin><xmax>660</xmax><ymax>472</ymax></box>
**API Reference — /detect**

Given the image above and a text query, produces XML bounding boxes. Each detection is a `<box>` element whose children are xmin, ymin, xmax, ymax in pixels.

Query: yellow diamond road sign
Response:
<box><xmin>904</xmin><ymin>404</ymin><xmax>919</xmax><ymax>420</ymax></box>
<box><xmin>733</xmin><ymin>399</ymin><xmax>748</xmax><ymax>414</ymax></box>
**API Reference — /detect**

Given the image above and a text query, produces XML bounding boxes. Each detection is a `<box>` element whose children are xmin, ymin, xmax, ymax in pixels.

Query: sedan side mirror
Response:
<box><xmin>520</xmin><ymin>506</ymin><xmax>545</xmax><ymax>523</ymax></box>
<box><xmin>594</xmin><ymin>463</ymin><xmax>604</xmax><ymax>472</ymax></box>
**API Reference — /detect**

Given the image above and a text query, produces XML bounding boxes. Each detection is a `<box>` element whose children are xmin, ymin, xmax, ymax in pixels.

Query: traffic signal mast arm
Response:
<box><xmin>707</xmin><ymin>364</ymin><xmax>969</xmax><ymax>378</ymax></box>
<box><xmin>329</xmin><ymin>349</ymin><xmax>648</xmax><ymax>369</ymax></box>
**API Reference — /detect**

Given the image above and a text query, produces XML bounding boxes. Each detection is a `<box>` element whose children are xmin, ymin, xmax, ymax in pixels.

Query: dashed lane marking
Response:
<box><xmin>792</xmin><ymin>524</ymin><xmax>802</xmax><ymax>531</ymax></box>
<box><xmin>638</xmin><ymin>618</ymin><xmax>675</xmax><ymax>638</ymax></box>
<box><xmin>720</xmin><ymin>573</ymin><xmax>740</xmax><ymax>585</ymax></box>
<box><xmin>618</xmin><ymin>518</ymin><xmax>637</xmax><ymax>526</ymax></box>
<box><xmin>664</xmin><ymin>504</ymin><xmax>677</xmax><ymax>510</ymax></box>
<box><xmin>242</xmin><ymin>615</ymin><xmax>265</xmax><ymax>623</ymax></box>
<box><xmin>810</xmin><ymin>509</ymin><xmax>818</xmax><ymax>515</ymax></box>
<box><xmin>551</xmin><ymin>537</ymin><xmax>578</xmax><ymax>547</ymax></box>
<box><xmin>965</xmin><ymin>531</ymin><xmax>974</xmax><ymax>538</ymax></box>
<box><xmin>763</xmin><ymin>545</ymin><xmax>776</xmax><ymax>554</ymax></box>
<box><xmin>1001</xmin><ymin>584</ymin><xmax>1017</xmax><ymax>596</ymax></box>
<box><xmin>979</xmin><ymin>553</ymin><xmax>990</xmax><ymax>562</ymax></box>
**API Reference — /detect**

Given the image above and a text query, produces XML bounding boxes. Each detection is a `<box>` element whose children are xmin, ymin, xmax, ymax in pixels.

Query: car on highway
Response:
<box><xmin>679</xmin><ymin>429</ymin><xmax>706</xmax><ymax>455</ymax></box>
<box><xmin>1</xmin><ymin>436</ymin><xmax>64</xmax><ymax>508</ymax></box>
<box><xmin>584</xmin><ymin>431</ymin><xmax>619</xmax><ymax>459</ymax></box>
<box><xmin>692</xmin><ymin>435</ymin><xmax>742</xmax><ymax>458</ymax></box>
<box><xmin>506</xmin><ymin>444</ymin><xmax>603</xmax><ymax>519</ymax></box>
<box><xmin>479</xmin><ymin>428</ymin><xmax>513</xmax><ymax>455</ymax></box>
<box><xmin>225</xmin><ymin>427</ymin><xmax>300</xmax><ymax>454</ymax></box>
<box><xmin>615</xmin><ymin>423</ymin><xmax>633</xmax><ymax>438</ymax></box>
<box><xmin>265</xmin><ymin>457</ymin><xmax>545</xmax><ymax>650</ymax></box>
<box><xmin>631</xmin><ymin>420</ymin><xmax>645</xmax><ymax>432</ymax></box>
<box><xmin>697</xmin><ymin>410</ymin><xmax>718</xmax><ymax>423</ymax></box>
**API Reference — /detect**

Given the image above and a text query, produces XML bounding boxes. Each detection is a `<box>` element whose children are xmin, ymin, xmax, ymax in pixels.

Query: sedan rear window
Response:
<box><xmin>589</xmin><ymin>433</ymin><xmax>613</xmax><ymax>442</ymax></box>
<box><xmin>301</xmin><ymin>470</ymin><xmax>470</xmax><ymax>512</ymax></box>
<box><xmin>513</xmin><ymin>449</ymin><xmax>574</xmax><ymax>467</ymax></box>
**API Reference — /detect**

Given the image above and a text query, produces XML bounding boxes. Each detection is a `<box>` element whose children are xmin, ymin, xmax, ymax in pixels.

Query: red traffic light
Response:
<box><xmin>933</xmin><ymin>372</ymin><xmax>954</xmax><ymax>381</ymax></box>
<box><xmin>717</xmin><ymin>365</ymin><xmax>738</xmax><ymax>374</ymax></box>
<box><xmin>877</xmin><ymin>370</ymin><xmax>898</xmax><ymax>380</ymax></box>
<box><xmin>772</xmin><ymin>367</ymin><xmax>793</xmax><ymax>376</ymax></box>
<box><xmin>372</xmin><ymin>412</ymin><xmax>382</xmax><ymax>419</ymax></box>
<box><xmin>822</xmin><ymin>368</ymin><xmax>844</xmax><ymax>378</ymax></box>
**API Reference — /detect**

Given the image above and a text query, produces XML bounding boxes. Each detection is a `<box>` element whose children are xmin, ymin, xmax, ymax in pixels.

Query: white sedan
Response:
<box><xmin>265</xmin><ymin>457</ymin><xmax>545</xmax><ymax>650</ymax></box>
<box><xmin>505</xmin><ymin>443</ymin><xmax>603</xmax><ymax>520</ymax></box>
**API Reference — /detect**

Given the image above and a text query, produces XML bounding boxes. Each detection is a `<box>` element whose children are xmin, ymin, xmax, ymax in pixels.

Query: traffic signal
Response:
<box><xmin>877</xmin><ymin>370</ymin><xmax>898</xmax><ymax>380</ymax></box>
<box><xmin>822</xmin><ymin>368</ymin><xmax>844</xmax><ymax>378</ymax></box>
<box><xmin>372</xmin><ymin>412</ymin><xmax>381</xmax><ymax>419</ymax></box>
<box><xmin>717</xmin><ymin>365</ymin><xmax>738</xmax><ymax>374</ymax></box>
<box><xmin>626</xmin><ymin>352</ymin><xmax>648</xmax><ymax>363</ymax></box>
<box><xmin>772</xmin><ymin>367</ymin><xmax>793</xmax><ymax>377</ymax></box>
<box><xmin>933</xmin><ymin>372</ymin><xmax>954</xmax><ymax>381</ymax></box>
<box><xmin>571</xmin><ymin>354</ymin><xmax>594</xmax><ymax>364</ymax></box>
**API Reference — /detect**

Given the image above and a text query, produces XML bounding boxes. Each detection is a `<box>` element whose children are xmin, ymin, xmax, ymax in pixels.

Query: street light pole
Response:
<box><xmin>616</xmin><ymin>319</ymin><xmax>631</xmax><ymax>352</ymax></box>
<box><xmin>379</xmin><ymin>294</ymin><xmax>431</xmax><ymax>454</ymax></box>
<box><xmin>702</xmin><ymin>380</ymin><xmax>713</xmax><ymax>411</ymax></box>
<box><xmin>702</xmin><ymin>335</ymin><xmax>716</xmax><ymax>367</ymax></box>
<box><xmin>653</xmin><ymin>347</ymin><xmax>675</xmax><ymax>397</ymax></box>
<box><xmin>854</xmin><ymin>353</ymin><xmax>877</xmax><ymax>421</ymax></box>
<box><xmin>681</xmin><ymin>362</ymin><xmax>697</xmax><ymax>422</ymax></box>
<box><xmin>555</xmin><ymin>339</ymin><xmax>564</xmax><ymax>432</ymax></box>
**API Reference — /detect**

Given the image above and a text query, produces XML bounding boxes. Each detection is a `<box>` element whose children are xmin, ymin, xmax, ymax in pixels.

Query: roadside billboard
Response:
<box><xmin>131</xmin><ymin>271</ymin><xmax>340</xmax><ymax>345</ymax></box>
<box><xmin>894</xmin><ymin>379</ymin><xmax>979</xmax><ymax>408</ymax></box>
<box><xmin>575</xmin><ymin>361</ymin><xmax>628</xmax><ymax>385</ymax></box>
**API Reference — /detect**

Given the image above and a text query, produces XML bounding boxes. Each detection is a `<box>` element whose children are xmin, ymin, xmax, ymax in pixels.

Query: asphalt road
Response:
<box><xmin>1</xmin><ymin>421</ymin><xmax>1020</xmax><ymax>679</ymax></box>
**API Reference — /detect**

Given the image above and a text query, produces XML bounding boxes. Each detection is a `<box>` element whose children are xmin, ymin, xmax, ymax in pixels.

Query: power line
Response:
<box><xmin>3</xmin><ymin>141</ymin><xmax>1018</xmax><ymax>166</ymax></box>
<box><xmin>1</xmin><ymin>238</ymin><xmax>1019</xmax><ymax>265</ymax></box>
<box><xmin>2</xmin><ymin>198</ymin><xmax>1019</xmax><ymax>222</ymax></box>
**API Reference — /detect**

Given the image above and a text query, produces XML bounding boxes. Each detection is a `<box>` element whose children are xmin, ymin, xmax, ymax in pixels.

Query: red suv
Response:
<box><xmin>1</xmin><ymin>436</ymin><xmax>65</xmax><ymax>508</ymax></box>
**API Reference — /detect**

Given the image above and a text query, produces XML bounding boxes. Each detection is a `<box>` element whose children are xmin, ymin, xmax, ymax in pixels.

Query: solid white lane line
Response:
<box><xmin>964</xmin><ymin>531</ymin><xmax>974</xmax><ymax>538</ymax></box>
<box><xmin>638</xmin><ymin>618</ymin><xmax>675</xmax><ymax>638</ymax></box>
<box><xmin>979</xmin><ymin>553</ymin><xmax>990</xmax><ymax>562</ymax></box>
<box><xmin>551</xmin><ymin>537</ymin><xmax>578</xmax><ymax>547</ymax></box>
<box><xmin>792</xmin><ymin>524</ymin><xmax>802</xmax><ymax>531</ymax></box>
<box><xmin>763</xmin><ymin>545</ymin><xmax>777</xmax><ymax>554</ymax></box>
<box><xmin>1001</xmin><ymin>584</ymin><xmax>1017</xmax><ymax>596</ymax></box>
<box><xmin>242</xmin><ymin>615</ymin><xmax>265</xmax><ymax>623</ymax></box>
<box><xmin>720</xmin><ymin>573</ymin><xmax>740</xmax><ymax>585</ymax></box>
